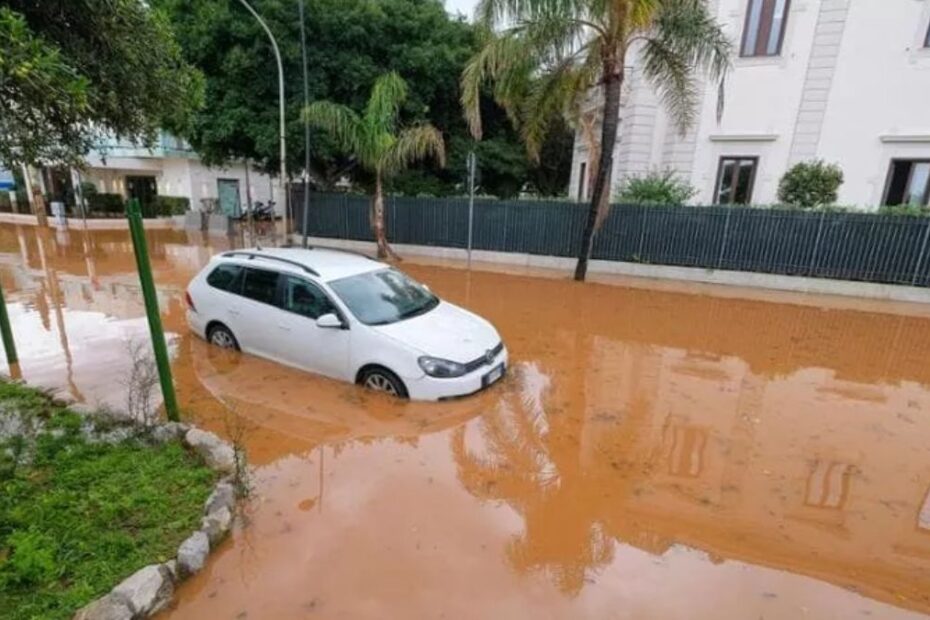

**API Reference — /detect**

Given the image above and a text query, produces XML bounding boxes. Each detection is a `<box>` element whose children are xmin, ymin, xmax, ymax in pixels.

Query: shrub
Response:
<box><xmin>151</xmin><ymin>195</ymin><xmax>190</xmax><ymax>216</ymax></box>
<box><xmin>878</xmin><ymin>203</ymin><xmax>930</xmax><ymax>217</ymax></box>
<box><xmin>615</xmin><ymin>170</ymin><xmax>696</xmax><ymax>205</ymax></box>
<box><xmin>777</xmin><ymin>160</ymin><xmax>843</xmax><ymax>208</ymax></box>
<box><xmin>86</xmin><ymin>193</ymin><xmax>124</xmax><ymax>215</ymax></box>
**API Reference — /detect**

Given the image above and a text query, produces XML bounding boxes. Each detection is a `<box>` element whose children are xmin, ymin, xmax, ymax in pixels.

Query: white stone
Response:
<box><xmin>150</xmin><ymin>422</ymin><xmax>189</xmax><ymax>444</ymax></box>
<box><xmin>184</xmin><ymin>428</ymin><xmax>235</xmax><ymax>473</ymax></box>
<box><xmin>73</xmin><ymin>593</ymin><xmax>133</xmax><ymax>620</ymax></box>
<box><xmin>111</xmin><ymin>564</ymin><xmax>173</xmax><ymax>617</ymax></box>
<box><xmin>201</xmin><ymin>506</ymin><xmax>233</xmax><ymax>545</ymax></box>
<box><xmin>176</xmin><ymin>531</ymin><xmax>210</xmax><ymax>578</ymax></box>
<box><xmin>204</xmin><ymin>481</ymin><xmax>235</xmax><ymax>515</ymax></box>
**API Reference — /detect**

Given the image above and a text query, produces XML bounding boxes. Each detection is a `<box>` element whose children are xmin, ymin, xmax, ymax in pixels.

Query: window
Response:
<box><xmin>883</xmin><ymin>160</ymin><xmax>930</xmax><ymax>206</ymax></box>
<box><xmin>577</xmin><ymin>162</ymin><xmax>587</xmax><ymax>201</ymax></box>
<box><xmin>240</xmin><ymin>268</ymin><xmax>279</xmax><ymax>305</ymax></box>
<box><xmin>741</xmin><ymin>0</ymin><xmax>791</xmax><ymax>57</ymax></box>
<box><xmin>206</xmin><ymin>264</ymin><xmax>242</xmax><ymax>293</ymax></box>
<box><xmin>329</xmin><ymin>269</ymin><xmax>438</xmax><ymax>326</ymax></box>
<box><xmin>925</xmin><ymin>22</ymin><xmax>930</xmax><ymax>48</ymax></box>
<box><xmin>282</xmin><ymin>276</ymin><xmax>336</xmax><ymax>319</ymax></box>
<box><xmin>714</xmin><ymin>157</ymin><xmax>758</xmax><ymax>205</ymax></box>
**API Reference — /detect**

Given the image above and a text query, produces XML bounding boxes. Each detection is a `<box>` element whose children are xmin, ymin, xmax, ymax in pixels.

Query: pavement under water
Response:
<box><xmin>1</xmin><ymin>224</ymin><xmax>930</xmax><ymax>619</ymax></box>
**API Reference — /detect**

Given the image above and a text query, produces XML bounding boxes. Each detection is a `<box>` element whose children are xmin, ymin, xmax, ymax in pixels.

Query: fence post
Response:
<box><xmin>127</xmin><ymin>199</ymin><xmax>180</xmax><ymax>422</ymax></box>
<box><xmin>717</xmin><ymin>206</ymin><xmax>732</xmax><ymax>269</ymax></box>
<box><xmin>808</xmin><ymin>209</ymin><xmax>827</xmax><ymax>276</ymax></box>
<box><xmin>637</xmin><ymin>207</ymin><xmax>647</xmax><ymax>260</ymax></box>
<box><xmin>343</xmin><ymin>193</ymin><xmax>349</xmax><ymax>239</ymax></box>
<box><xmin>910</xmin><ymin>217</ymin><xmax>930</xmax><ymax>286</ymax></box>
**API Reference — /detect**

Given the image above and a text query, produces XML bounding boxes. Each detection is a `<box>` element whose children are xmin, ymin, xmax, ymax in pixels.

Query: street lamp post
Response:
<box><xmin>298</xmin><ymin>0</ymin><xmax>311</xmax><ymax>248</ymax></box>
<box><xmin>235</xmin><ymin>0</ymin><xmax>287</xmax><ymax>237</ymax></box>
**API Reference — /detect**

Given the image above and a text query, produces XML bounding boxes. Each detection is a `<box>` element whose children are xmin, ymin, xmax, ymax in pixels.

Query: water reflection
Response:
<box><xmin>0</xmin><ymin>225</ymin><xmax>928</xmax><ymax>618</ymax></box>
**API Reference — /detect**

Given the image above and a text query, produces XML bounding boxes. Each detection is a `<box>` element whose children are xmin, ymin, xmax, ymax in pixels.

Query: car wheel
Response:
<box><xmin>359</xmin><ymin>367</ymin><xmax>408</xmax><ymax>399</ymax></box>
<box><xmin>207</xmin><ymin>323</ymin><xmax>239</xmax><ymax>351</ymax></box>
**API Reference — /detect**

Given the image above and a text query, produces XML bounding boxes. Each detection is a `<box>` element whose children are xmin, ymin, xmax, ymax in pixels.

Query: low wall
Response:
<box><xmin>296</xmin><ymin>235</ymin><xmax>930</xmax><ymax>305</ymax></box>
<box><xmin>0</xmin><ymin>213</ymin><xmax>179</xmax><ymax>230</ymax></box>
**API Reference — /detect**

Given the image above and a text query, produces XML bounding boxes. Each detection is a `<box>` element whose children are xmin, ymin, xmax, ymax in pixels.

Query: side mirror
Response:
<box><xmin>316</xmin><ymin>313</ymin><xmax>343</xmax><ymax>329</ymax></box>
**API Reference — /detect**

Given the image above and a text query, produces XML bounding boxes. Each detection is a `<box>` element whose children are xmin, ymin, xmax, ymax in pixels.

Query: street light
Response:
<box><xmin>298</xmin><ymin>0</ymin><xmax>311</xmax><ymax>248</ymax></box>
<box><xmin>235</xmin><ymin>0</ymin><xmax>287</xmax><ymax>237</ymax></box>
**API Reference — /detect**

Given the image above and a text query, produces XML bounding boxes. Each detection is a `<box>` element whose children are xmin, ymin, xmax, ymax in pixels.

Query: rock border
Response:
<box><xmin>31</xmin><ymin>394</ymin><xmax>243</xmax><ymax>620</ymax></box>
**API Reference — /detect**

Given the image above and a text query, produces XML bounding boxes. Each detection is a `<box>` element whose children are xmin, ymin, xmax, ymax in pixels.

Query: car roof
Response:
<box><xmin>212</xmin><ymin>247</ymin><xmax>385</xmax><ymax>282</ymax></box>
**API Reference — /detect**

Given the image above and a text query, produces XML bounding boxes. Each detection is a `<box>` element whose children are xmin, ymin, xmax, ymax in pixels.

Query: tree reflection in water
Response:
<box><xmin>452</xmin><ymin>361</ymin><xmax>613</xmax><ymax>595</ymax></box>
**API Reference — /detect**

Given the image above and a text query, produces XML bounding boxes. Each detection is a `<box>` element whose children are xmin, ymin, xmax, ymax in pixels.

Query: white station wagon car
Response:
<box><xmin>185</xmin><ymin>247</ymin><xmax>508</xmax><ymax>401</ymax></box>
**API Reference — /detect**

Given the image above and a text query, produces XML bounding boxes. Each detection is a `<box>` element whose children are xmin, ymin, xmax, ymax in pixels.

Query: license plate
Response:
<box><xmin>483</xmin><ymin>363</ymin><xmax>504</xmax><ymax>387</ymax></box>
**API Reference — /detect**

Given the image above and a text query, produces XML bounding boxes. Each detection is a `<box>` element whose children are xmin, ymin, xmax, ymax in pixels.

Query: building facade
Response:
<box><xmin>570</xmin><ymin>0</ymin><xmax>930</xmax><ymax>209</ymax></box>
<box><xmin>82</xmin><ymin>133</ymin><xmax>277</xmax><ymax>216</ymax></box>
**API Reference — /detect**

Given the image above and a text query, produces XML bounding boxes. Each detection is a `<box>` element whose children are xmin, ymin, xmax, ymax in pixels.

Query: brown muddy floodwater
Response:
<box><xmin>2</xmin><ymin>224</ymin><xmax>930</xmax><ymax>620</ymax></box>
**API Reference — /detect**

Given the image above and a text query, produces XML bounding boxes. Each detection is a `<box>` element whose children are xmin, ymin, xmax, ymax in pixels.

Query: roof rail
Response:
<box><xmin>321</xmin><ymin>246</ymin><xmax>378</xmax><ymax>261</ymax></box>
<box><xmin>221</xmin><ymin>251</ymin><xmax>321</xmax><ymax>277</ymax></box>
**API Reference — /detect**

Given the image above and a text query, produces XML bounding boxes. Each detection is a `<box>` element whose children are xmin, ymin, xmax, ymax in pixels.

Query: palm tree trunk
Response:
<box><xmin>574</xmin><ymin>67</ymin><xmax>624</xmax><ymax>282</ymax></box>
<box><xmin>371</xmin><ymin>174</ymin><xmax>399</xmax><ymax>260</ymax></box>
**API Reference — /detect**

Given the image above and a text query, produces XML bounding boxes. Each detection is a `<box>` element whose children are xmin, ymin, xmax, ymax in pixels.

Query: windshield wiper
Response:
<box><xmin>398</xmin><ymin>298</ymin><xmax>438</xmax><ymax>320</ymax></box>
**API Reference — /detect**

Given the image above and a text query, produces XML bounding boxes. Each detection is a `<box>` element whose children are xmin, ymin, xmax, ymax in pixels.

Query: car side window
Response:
<box><xmin>206</xmin><ymin>264</ymin><xmax>242</xmax><ymax>293</ymax></box>
<box><xmin>240</xmin><ymin>267</ymin><xmax>280</xmax><ymax>305</ymax></box>
<box><xmin>282</xmin><ymin>276</ymin><xmax>336</xmax><ymax>319</ymax></box>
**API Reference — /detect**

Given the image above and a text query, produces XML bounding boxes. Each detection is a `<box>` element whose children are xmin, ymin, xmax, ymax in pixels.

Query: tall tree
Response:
<box><xmin>156</xmin><ymin>0</ymin><xmax>570</xmax><ymax>199</ymax></box>
<box><xmin>462</xmin><ymin>0</ymin><xmax>731</xmax><ymax>280</ymax></box>
<box><xmin>0</xmin><ymin>1</ymin><xmax>203</xmax><ymax>167</ymax></box>
<box><xmin>305</xmin><ymin>72</ymin><xmax>445</xmax><ymax>259</ymax></box>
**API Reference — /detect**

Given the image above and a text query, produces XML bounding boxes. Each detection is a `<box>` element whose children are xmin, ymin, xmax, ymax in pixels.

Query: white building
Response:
<box><xmin>83</xmin><ymin>133</ymin><xmax>278</xmax><ymax>215</ymax></box>
<box><xmin>570</xmin><ymin>0</ymin><xmax>930</xmax><ymax>209</ymax></box>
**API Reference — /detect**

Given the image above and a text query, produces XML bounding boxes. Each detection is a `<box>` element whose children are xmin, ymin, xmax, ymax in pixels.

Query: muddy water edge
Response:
<box><xmin>0</xmin><ymin>224</ymin><xmax>929</xmax><ymax>619</ymax></box>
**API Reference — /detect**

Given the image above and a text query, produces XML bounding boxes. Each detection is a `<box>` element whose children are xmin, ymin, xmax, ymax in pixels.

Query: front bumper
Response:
<box><xmin>406</xmin><ymin>347</ymin><xmax>509</xmax><ymax>401</ymax></box>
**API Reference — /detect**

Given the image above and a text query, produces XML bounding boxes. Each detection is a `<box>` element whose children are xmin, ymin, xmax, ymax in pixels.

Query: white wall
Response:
<box><xmin>571</xmin><ymin>0</ymin><xmax>930</xmax><ymax>210</ymax></box>
<box><xmin>83</xmin><ymin>155</ymin><xmax>277</xmax><ymax>212</ymax></box>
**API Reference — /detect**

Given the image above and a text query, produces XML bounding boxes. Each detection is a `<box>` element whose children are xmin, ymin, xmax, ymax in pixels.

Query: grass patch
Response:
<box><xmin>0</xmin><ymin>381</ymin><xmax>216</xmax><ymax>620</ymax></box>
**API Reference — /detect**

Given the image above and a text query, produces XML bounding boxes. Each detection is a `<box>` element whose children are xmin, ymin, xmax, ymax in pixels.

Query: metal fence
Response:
<box><xmin>292</xmin><ymin>190</ymin><xmax>930</xmax><ymax>287</ymax></box>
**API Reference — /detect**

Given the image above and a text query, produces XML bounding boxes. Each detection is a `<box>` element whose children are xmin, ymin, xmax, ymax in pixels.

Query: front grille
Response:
<box><xmin>463</xmin><ymin>342</ymin><xmax>504</xmax><ymax>374</ymax></box>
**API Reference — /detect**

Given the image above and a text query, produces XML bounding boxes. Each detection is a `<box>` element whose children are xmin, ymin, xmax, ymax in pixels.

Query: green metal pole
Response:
<box><xmin>127</xmin><ymin>199</ymin><xmax>180</xmax><ymax>421</ymax></box>
<box><xmin>0</xmin><ymin>279</ymin><xmax>18</xmax><ymax>365</ymax></box>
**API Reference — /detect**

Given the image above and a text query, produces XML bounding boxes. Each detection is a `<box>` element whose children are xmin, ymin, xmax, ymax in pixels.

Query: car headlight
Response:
<box><xmin>418</xmin><ymin>356</ymin><xmax>467</xmax><ymax>378</ymax></box>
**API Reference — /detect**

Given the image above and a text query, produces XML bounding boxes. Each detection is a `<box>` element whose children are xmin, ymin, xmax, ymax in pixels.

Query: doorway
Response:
<box><xmin>126</xmin><ymin>176</ymin><xmax>158</xmax><ymax>214</ymax></box>
<box><xmin>217</xmin><ymin>179</ymin><xmax>241</xmax><ymax>217</ymax></box>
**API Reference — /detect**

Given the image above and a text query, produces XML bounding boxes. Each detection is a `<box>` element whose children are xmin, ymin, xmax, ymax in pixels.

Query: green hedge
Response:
<box><xmin>86</xmin><ymin>193</ymin><xmax>125</xmax><ymax>215</ymax></box>
<box><xmin>150</xmin><ymin>195</ymin><xmax>189</xmax><ymax>216</ymax></box>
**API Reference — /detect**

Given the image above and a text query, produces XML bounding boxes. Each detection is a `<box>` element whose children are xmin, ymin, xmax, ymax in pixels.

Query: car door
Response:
<box><xmin>272</xmin><ymin>274</ymin><xmax>351</xmax><ymax>380</ymax></box>
<box><xmin>203</xmin><ymin>263</ymin><xmax>248</xmax><ymax>337</ymax></box>
<box><xmin>234</xmin><ymin>267</ymin><xmax>283</xmax><ymax>357</ymax></box>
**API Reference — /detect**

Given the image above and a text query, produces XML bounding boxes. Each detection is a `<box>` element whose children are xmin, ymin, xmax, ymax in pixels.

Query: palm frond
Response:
<box><xmin>380</xmin><ymin>124</ymin><xmax>446</xmax><ymax>178</ymax></box>
<box><xmin>641</xmin><ymin>0</ymin><xmax>732</xmax><ymax>132</ymax></box>
<box><xmin>303</xmin><ymin>101</ymin><xmax>362</xmax><ymax>154</ymax></box>
<box><xmin>364</xmin><ymin>71</ymin><xmax>408</xmax><ymax>136</ymax></box>
<box><xmin>461</xmin><ymin>31</ymin><xmax>534</xmax><ymax>139</ymax></box>
<box><xmin>520</xmin><ymin>50</ymin><xmax>598</xmax><ymax>160</ymax></box>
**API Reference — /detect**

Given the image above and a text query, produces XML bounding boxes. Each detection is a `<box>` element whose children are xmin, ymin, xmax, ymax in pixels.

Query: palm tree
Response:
<box><xmin>304</xmin><ymin>72</ymin><xmax>446</xmax><ymax>259</ymax></box>
<box><xmin>461</xmin><ymin>0</ymin><xmax>731</xmax><ymax>280</ymax></box>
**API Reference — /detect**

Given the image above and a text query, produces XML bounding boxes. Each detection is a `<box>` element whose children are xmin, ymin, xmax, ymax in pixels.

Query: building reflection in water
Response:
<box><xmin>450</xmin><ymin>326</ymin><xmax>930</xmax><ymax>612</ymax></box>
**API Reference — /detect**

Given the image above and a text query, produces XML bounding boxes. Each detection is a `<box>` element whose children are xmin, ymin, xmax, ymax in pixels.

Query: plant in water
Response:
<box><xmin>615</xmin><ymin>170</ymin><xmax>696</xmax><ymax>205</ymax></box>
<box><xmin>462</xmin><ymin>0</ymin><xmax>732</xmax><ymax>280</ymax></box>
<box><xmin>304</xmin><ymin>72</ymin><xmax>446</xmax><ymax>259</ymax></box>
<box><xmin>777</xmin><ymin>160</ymin><xmax>844</xmax><ymax>208</ymax></box>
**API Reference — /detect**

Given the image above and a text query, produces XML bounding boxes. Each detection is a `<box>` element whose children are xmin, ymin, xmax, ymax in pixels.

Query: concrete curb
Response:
<box><xmin>294</xmin><ymin>234</ymin><xmax>930</xmax><ymax>305</ymax></box>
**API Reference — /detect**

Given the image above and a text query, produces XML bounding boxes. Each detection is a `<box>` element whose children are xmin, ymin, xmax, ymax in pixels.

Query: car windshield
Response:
<box><xmin>329</xmin><ymin>268</ymin><xmax>439</xmax><ymax>326</ymax></box>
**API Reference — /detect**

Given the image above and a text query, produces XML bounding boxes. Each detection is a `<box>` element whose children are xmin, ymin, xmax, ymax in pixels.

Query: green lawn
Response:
<box><xmin>0</xmin><ymin>381</ymin><xmax>216</xmax><ymax>620</ymax></box>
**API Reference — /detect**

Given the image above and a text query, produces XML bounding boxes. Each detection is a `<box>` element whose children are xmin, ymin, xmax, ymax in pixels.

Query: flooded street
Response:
<box><xmin>2</xmin><ymin>223</ymin><xmax>930</xmax><ymax>619</ymax></box>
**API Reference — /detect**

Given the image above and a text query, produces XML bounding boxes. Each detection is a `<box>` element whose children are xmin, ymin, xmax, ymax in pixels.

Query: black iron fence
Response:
<box><xmin>292</xmin><ymin>190</ymin><xmax>930</xmax><ymax>287</ymax></box>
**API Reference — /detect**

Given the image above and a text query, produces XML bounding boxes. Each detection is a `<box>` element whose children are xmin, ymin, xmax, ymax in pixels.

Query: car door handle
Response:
<box><xmin>277</xmin><ymin>322</ymin><xmax>291</xmax><ymax>331</ymax></box>
<box><xmin>228</xmin><ymin>308</ymin><xmax>240</xmax><ymax>316</ymax></box>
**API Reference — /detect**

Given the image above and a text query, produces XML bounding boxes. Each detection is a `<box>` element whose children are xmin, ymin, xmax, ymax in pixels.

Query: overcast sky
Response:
<box><xmin>445</xmin><ymin>0</ymin><xmax>478</xmax><ymax>19</ymax></box>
